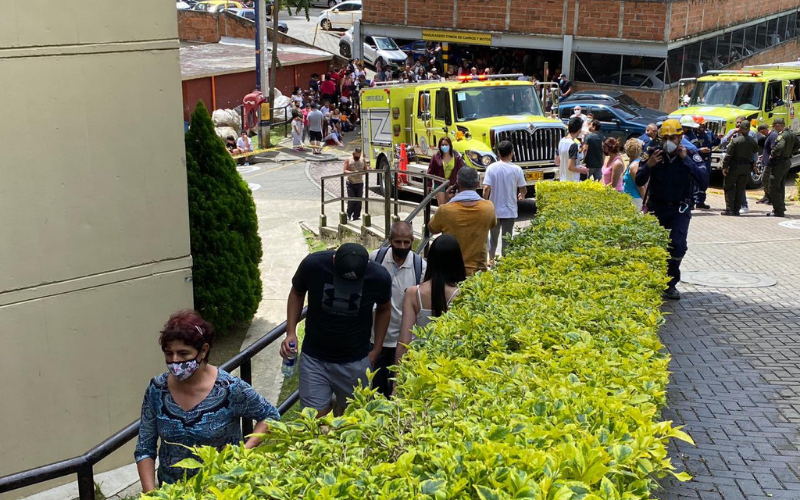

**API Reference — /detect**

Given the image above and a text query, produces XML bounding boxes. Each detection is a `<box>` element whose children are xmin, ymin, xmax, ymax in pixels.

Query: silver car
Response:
<box><xmin>339</xmin><ymin>28</ymin><xmax>406</xmax><ymax>70</ymax></box>
<box><xmin>229</xmin><ymin>8</ymin><xmax>288</xmax><ymax>33</ymax></box>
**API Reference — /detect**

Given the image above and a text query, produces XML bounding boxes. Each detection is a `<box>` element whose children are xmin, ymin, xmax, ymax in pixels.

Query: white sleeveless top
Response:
<box><xmin>414</xmin><ymin>286</ymin><xmax>459</xmax><ymax>338</ymax></box>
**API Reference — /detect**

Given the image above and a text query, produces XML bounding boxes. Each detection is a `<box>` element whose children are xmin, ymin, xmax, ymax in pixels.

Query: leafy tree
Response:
<box><xmin>185</xmin><ymin>101</ymin><xmax>263</xmax><ymax>333</ymax></box>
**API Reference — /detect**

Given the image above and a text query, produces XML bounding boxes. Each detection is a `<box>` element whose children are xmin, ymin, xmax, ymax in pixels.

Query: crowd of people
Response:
<box><xmin>557</xmin><ymin>112</ymin><xmax>797</xmax><ymax>300</ymax></box>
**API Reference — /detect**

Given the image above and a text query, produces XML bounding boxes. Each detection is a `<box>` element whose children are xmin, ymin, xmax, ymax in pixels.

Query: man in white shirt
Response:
<box><xmin>368</xmin><ymin>222</ymin><xmax>426</xmax><ymax>397</ymax></box>
<box><xmin>558</xmin><ymin>117</ymin><xmax>589</xmax><ymax>182</ymax></box>
<box><xmin>482</xmin><ymin>141</ymin><xmax>527</xmax><ymax>259</ymax></box>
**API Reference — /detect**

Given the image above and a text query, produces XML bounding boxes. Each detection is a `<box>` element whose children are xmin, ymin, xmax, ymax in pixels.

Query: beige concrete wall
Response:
<box><xmin>0</xmin><ymin>1</ymin><xmax>193</xmax><ymax>497</ymax></box>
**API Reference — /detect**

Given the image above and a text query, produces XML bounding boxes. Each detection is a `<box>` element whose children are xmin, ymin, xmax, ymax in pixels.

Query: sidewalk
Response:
<box><xmin>657</xmin><ymin>191</ymin><xmax>800</xmax><ymax>500</ymax></box>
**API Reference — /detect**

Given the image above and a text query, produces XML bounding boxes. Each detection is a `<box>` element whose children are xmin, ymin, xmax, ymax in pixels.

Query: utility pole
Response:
<box><xmin>256</xmin><ymin>0</ymin><xmax>270</xmax><ymax>148</ymax></box>
<box><xmin>269</xmin><ymin>0</ymin><xmax>280</xmax><ymax>143</ymax></box>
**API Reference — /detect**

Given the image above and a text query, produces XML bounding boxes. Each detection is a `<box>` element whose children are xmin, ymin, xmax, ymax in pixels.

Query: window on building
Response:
<box><xmin>767</xmin><ymin>18</ymin><xmax>779</xmax><ymax>46</ymax></box>
<box><xmin>575</xmin><ymin>52</ymin><xmax>667</xmax><ymax>89</ymax></box>
<box><xmin>787</xmin><ymin>12</ymin><xmax>797</xmax><ymax>39</ymax></box>
<box><xmin>574</xmin><ymin>52</ymin><xmax>621</xmax><ymax>84</ymax></box>
<box><xmin>778</xmin><ymin>16</ymin><xmax>789</xmax><ymax>42</ymax></box>
<box><xmin>754</xmin><ymin>21</ymin><xmax>768</xmax><ymax>50</ymax></box>
<box><xmin>667</xmin><ymin>48</ymin><xmax>684</xmax><ymax>84</ymax></box>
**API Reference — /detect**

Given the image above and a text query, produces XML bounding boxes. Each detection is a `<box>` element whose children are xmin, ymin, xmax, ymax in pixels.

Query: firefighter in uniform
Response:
<box><xmin>636</xmin><ymin>119</ymin><xmax>708</xmax><ymax>301</ymax></box>
<box><xmin>767</xmin><ymin>118</ymin><xmax>798</xmax><ymax>217</ymax></box>
<box><xmin>721</xmin><ymin>120</ymin><xmax>759</xmax><ymax>216</ymax></box>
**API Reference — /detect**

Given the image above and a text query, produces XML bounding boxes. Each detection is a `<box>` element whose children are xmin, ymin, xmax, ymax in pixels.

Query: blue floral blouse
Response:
<box><xmin>134</xmin><ymin>369</ymin><xmax>280</xmax><ymax>484</ymax></box>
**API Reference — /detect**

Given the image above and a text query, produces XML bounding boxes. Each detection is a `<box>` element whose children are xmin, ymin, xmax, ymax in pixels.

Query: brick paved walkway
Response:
<box><xmin>657</xmin><ymin>192</ymin><xmax>800</xmax><ymax>500</ymax></box>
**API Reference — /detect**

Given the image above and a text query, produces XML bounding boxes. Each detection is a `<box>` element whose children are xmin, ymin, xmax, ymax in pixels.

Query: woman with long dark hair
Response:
<box><xmin>394</xmin><ymin>235</ymin><xmax>466</xmax><ymax>363</ymax></box>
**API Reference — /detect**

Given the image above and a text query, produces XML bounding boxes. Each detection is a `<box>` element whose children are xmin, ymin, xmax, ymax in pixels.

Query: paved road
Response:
<box><xmin>278</xmin><ymin>6</ymin><xmax>347</xmax><ymax>56</ymax></box>
<box><xmin>656</xmin><ymin>192</ymin><xmax>800</xmax><ymax>500</ymax></box>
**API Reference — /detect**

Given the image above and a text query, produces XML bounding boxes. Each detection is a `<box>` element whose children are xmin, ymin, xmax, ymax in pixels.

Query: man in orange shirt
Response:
<box><xmin>428</xmin><ymin>167</ymin><xmax>497</xmax><ymax>275</ymax></box>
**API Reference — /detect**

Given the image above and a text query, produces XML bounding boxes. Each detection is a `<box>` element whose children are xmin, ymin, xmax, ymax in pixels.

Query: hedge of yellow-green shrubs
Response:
<box><xmin>146</xmin><ymin>181</ymin><xmax>692</xmax><ymax>500</ymax></box>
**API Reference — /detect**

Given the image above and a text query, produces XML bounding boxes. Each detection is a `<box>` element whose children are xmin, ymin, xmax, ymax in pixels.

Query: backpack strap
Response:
<box><xmin>374</xmin><ymin>247</ymin><xmax>389</xmax><ymax>265</ymax></box>
<box><xmin>413</xmin><ymin>254</ymin><xmax>423</xmax><ymax>285</ymax></box>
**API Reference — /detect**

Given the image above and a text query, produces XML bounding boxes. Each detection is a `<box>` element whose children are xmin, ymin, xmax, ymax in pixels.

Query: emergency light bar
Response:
<box><xmin>456</xmin><ymin>73</ymin><xmax>524</xmax><ymax>82</ymax></box>
<box><xmin>704</xmin><ymin>69</ymin><xmax>763</xmax><ymax>77</ymax></box>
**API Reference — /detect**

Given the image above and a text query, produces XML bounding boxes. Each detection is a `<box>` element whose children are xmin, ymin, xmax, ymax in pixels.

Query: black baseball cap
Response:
<box><xmin>333</xmin><ymin>243</ymin><xmax>368</xmax><ymax>295</ymax></box>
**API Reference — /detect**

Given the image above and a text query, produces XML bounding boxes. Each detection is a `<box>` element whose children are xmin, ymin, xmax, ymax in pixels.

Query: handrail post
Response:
<box><xmin>320</xmin><ymin>176</ymin><xmax>327</xmax><ymax>228</ymax></box>
<box><xmin>77</xmin><ymin>465</ymin><xmax>94</xmax><ymax>500</ymax></box>
<box><xmin>241</xmin><ymin>358</ymin><xmax>254</xmax><ymax>436</ymax></box>
<box><xmin>393</xmin><ymin>171</ymin><xmax>399</xmax><ymax>222</ymax></box>
<box><xmin>423</xmin><ymin>203</ymin><xmax>431</xmax><ymax>257</ymax></box>
<box><xmin>340</xmin><ymin>176</ymin><xmax>348</xmax><ymax>225</ymax></box>
<box><xmin>363</xmin><ymin>170</ymin><xmax>371</xmax><ymax>227</ymax></box>
<box><xmin>383</xmin><ymin>161</ymin><xmax>391</xmax><ymax>240</ymax></box>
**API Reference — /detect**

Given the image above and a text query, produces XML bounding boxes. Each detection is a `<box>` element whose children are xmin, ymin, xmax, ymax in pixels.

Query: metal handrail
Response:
<box><xmin>0</xmin><ymin>308</ymin><xmax>307</xmax><ymax>499</ymax></box>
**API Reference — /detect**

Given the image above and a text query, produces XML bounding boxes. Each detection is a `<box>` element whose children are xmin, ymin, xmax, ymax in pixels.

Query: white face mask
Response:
<box><xmin>664</xmin><ymin>140</ymin><xmax>678</xmax><ymax>154</ymax></box>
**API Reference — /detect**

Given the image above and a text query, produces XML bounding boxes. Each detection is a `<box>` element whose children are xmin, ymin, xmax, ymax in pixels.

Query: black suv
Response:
<box><xmin>562</xmin><ymin>90</ymin><xmax>667</xmax><ymax>123</ymax></box>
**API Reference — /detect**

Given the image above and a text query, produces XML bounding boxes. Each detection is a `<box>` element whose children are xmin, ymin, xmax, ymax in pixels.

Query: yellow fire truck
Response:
<box><xmin>670</xmin><ymin>61</ymin><xmax>800</xmax><ymax>187</ymax></box>
<box><xmin>359</xmin><ymin>76</ymin><xmax>565</xmax><ymax>194</ymax></box>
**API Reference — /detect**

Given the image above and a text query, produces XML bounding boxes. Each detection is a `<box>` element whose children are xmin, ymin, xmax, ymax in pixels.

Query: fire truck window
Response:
<box><xmin>766</xmin><ymin>81</ymin><xmax>784</xmax><ymax>111</ymax></box>
<box><xmin>435</xmin><ymin>90</ymin><xmax>450</xmax><ymax>122</ymax></box>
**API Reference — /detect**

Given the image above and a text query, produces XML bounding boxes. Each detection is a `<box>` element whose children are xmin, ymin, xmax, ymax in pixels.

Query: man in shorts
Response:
<box><xmin>307</xmin><ymin>103</ymin><xmax>325</xmax><ymax>154</ymax></box>
<box><xmin>281</xmin><ymin>243</ymin><xmax>391</xmax><ymax>416</ymax></box>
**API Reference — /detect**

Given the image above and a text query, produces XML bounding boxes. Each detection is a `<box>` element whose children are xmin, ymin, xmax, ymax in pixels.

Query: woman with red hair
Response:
<box><xmin>134</xmin><ymin>310</ymin><xmax>279</xmax><ymax>492</ymax></box>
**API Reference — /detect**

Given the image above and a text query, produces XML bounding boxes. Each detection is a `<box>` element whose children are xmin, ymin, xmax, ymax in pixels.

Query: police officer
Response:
<box><xmin>636</xmin><ymin>119</ymin><xmax>708</xmax><ymax>301</ymax></box>
<box><xmin>720</xmin><ymin>116</ymin><xmax>757</xmax><ymax>213</ymax></box>
<box><xmin>721</xmin><ymin>121</ymin><xmax>759</xmax><ymax>216</ymax></box>
<box><xmin>756</xmin><ymin>123</ymin><xmax>778</xmax><ymax>205</ymax></box>
<box><xmin>766</xmin><ymin>118</ymin><xmax>798</xmax><ymax>217</ymax></box>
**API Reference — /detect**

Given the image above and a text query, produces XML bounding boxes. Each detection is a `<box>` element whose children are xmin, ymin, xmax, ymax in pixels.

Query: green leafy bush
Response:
<box><xmin>146</xmin><ymin>182</ymin><xmax>691</xmax><ymax>500</ymax></box>
<box><xmin>185</xmin><ymin>101</ymin><xmax>263</xmax><ymax>334</ymax></box>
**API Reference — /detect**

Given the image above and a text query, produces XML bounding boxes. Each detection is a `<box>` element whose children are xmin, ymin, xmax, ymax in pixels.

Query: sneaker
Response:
<box><xmin>756</xmin><ymin>197</ymin><xmax>769</xmax><ymax>204</ymax></box>
<box><xmin>244</xmin><ymin>161</ymin><xmax>249</xmax><ymax>166</ymax></box>
<box><xmin>662</xmin><ymin>287</ymin><xmax>681</xmax><ymax>301</ymax></box>
<box><xmin>765</xmin><ymin>211</ymin><xmax>785</xmax><ymax>217</ymax></box>
<box><xmin>740</xmin><ymin>206</ymin><xmax>749</xmax><ymax>214</ymax></box>
<box><xmin>696</xmin><ymin>203</ymin><xmax>711</xmax><ymax>209</ymax></box>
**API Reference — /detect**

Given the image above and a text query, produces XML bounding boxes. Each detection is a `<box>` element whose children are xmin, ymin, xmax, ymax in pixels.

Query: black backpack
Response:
<box><xmin>373</xmin><ymin>247</ymin><xmax>423</xmax><ymax>285</ymax></box>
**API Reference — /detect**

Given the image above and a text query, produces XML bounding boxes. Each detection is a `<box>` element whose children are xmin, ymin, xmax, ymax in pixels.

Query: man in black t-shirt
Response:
<box><xmin>281</xmin><ymin>243</ymin><xmax>391</xmax><ymax>416</ymax></box>
<box><xmin>558</xmin><ymin>72</ymin><xmax>573</xmax><ymax>100</ymax></box>
<box><xmin>583</xmin><ymin>120</ymin><xmax>605</xmax><ymax>181</ymax></box>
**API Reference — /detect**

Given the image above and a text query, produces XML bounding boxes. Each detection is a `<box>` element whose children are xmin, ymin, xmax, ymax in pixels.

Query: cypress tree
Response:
<box><xmin>185</xmin><ymin>101</ymin><xmax>262</xmax><ymax>333</ymax></box>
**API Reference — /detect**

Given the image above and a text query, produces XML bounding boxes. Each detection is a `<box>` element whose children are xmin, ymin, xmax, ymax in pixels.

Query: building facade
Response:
<box><xmin>361</xmin><ymin>0</ymin><xmax>800</xmax><ymax>110</ymax></box>
<box><xmin>0</xmin><ymin>1</ymin><xmax>193</xmax><ymax>497</ymax></box>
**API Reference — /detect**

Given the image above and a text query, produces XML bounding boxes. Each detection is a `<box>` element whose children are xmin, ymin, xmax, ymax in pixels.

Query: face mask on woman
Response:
<box><xmin>440</xmin><ymin>145</ymin><xmax>451</xmax><ymax>154</ymax></box>
<box><xmin>167</xmin><ymin>355</ymin><xmax>202</xmax><ymax>381</ymax></box>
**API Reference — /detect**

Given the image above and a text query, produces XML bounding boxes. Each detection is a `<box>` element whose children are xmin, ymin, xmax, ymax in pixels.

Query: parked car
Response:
<box><xmin>596</xmin><ymin>69</ymin><xmax>666</xmax><ymax>89</ymax></box>
<box><xmin>399</xmin><ymin>40</ymin><xmax>428</xmax><ymax>60</ymax></box>
<box><xmin>229</xmin><ymin>8</ymin><xmax>288</xmax><ymax>32</ymax></box>
<box><xmin>339</xmin><ymin>29</ymin><xmax>407</xmax><ymax>69</ymax></box>
<box><xmin>177</xmin><ymin>1</ymin><xmax>193</xmax><ymax>10</ymax></box>
<box><xmin>311</xmin><ymin>0</ymin><xmax>341</xmax><ymax>7</ymax></box>
<box><xmin>192</xmin><ymin>0</ymin><xmax>244</xmax><ymax>12</ymax></box>
<box><xmin>558</xmin><ymin>100</ymin><xmax>653</xmax><ymax>142</ymax></box>
<box><xmin>317</xmin><ymin>0</ymin><xmax>361</xmax><ymax>30</ymax></box>
<box><xmin>562</xmin><ymin>90</ymin><xmax>667</xmax><ymax>122</ymax></box>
